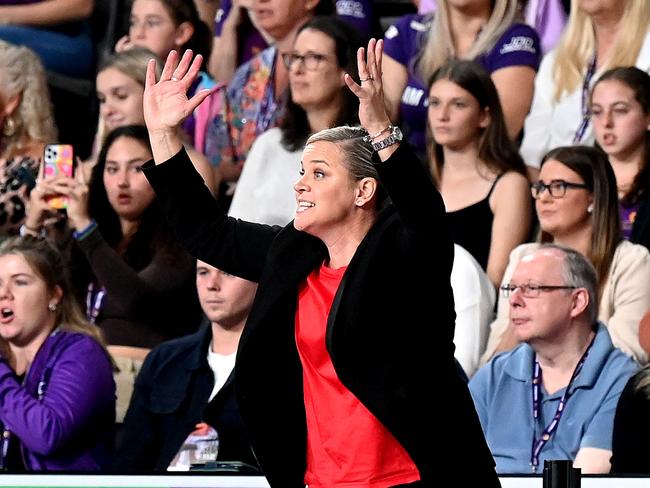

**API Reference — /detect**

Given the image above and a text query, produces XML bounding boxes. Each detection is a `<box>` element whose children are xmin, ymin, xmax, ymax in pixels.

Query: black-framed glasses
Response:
<box><xmin>500</xmin><ymin>283</ymin><xmax>578</xmax><ymax>299</ymax></box>
<box><xmin>281</xmin><ymin>51</ymin><xmax>329</xmax><ymax>71</ymax></box>
<box><xmin>530</xmin><ymin>180</ymin><xmax>590</xmax><ymax>199</ymax></box>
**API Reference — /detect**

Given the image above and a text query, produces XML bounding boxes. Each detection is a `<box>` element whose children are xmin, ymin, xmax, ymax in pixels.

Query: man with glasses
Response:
<box><xmin>469</xmin><ymin>244</ymin><xmax>637</xmax><ymax>475</ymax></box>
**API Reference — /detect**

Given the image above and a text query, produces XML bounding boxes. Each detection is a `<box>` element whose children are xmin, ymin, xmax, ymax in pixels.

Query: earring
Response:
<box><xmin>587</xmin><ymin>204</ymin><xmax>593</xmax><ymax>214</ymax></box>
<box><xmin>2</xmin><ymin>116</ymin><xmax>16</xmax><ymax>137</ymax></box>
<box><xmin>356</xmin><ymin>199</ymin><xmax>363</xmax><ymax>206</ymax></box>
<box><xmin>48</xmin><ymin>302</ymin><xmax>57</xmax><ymax>312</ymax></box>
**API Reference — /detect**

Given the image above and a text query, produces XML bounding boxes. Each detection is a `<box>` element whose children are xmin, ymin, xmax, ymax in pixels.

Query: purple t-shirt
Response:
<box><xmin>383</xmin><ymin>13</ymin><xmax>541</xmax><ymax>156</ymax></box>
<box><xmin>214</xmin><ymin>0</ymin><xmax>268</xmax><ymax>66</ymax></box>
<box><xmin>214</xmin><ymin>0</ymin><xmax>375</xmax><ymax>66</ymax></box>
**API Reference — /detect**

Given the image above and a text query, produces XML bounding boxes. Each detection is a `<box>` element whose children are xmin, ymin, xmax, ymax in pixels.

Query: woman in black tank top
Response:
<box><xmin>427</xmin><ymin>60</ymin><xmax>532</xmax><ymax>286</ymax></box>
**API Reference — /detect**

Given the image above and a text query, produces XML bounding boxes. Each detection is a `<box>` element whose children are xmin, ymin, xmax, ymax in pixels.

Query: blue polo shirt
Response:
<box><xmin>469</xmin><ymin>323</ymin><xmax>638</xmax><ymax>474</ymax></box>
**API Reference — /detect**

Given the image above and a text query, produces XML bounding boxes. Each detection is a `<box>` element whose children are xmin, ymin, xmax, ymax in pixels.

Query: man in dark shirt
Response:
<box><xmin>115</xmin><ymin>260</ymin><xmax>258</xmax><ymax>471</ymax></box>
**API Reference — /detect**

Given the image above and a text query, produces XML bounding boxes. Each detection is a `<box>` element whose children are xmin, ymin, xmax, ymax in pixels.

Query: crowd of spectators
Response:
<box><xmin>0</xmin><ymin>0</ymin><xmax>648</xmax><ymax>479</ymax></box>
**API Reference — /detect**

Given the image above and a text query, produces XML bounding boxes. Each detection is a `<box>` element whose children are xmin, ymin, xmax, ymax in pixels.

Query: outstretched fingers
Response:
<box><xmin>187</xmin><ymin>85</ymin><xmax>217</xmax><ymax>114</ymax></box>
<box><xmin>145</xmin><ymin>58</ymin><xmax>158</xmax><ymax>88</ymax></box>
<box><xmin>185</xmin><ymin>53</ymin><xmax>204</xmax><ymax>84</ymax></box>
<box><xmin>160</xmin><ymin>50</ymin><xmax>180</xmax><ymax>82</ymax></box>
<box><xmin>373</xmin><ymin>39</ymin><xmax>383</xmax><ymax>82</ymax></box>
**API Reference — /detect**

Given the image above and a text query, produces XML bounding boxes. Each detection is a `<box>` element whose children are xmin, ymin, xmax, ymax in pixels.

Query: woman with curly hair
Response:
<box><xmin>0</xmin><ymin>40</ymin><xmax>57</xmax><ymax>235</ymax></box>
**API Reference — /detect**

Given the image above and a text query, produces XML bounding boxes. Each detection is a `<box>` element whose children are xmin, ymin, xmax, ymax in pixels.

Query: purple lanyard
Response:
<box><xmin>530</xmin><ymin>334</ymin><xmax>595</xmax><ymax>472</ymax></box>
<box><xmin>86</xmin><ymin>282</ymin><xmax>106</xmax><ymax>324</ymax></box>
<box><xmin>572</xmin><ymin>54</ymin><xmax>598</xmax><ymax>144</ymax></box>
<box><xmin>256</xmin><ymin>55</ymin><xmax>281</xmax><ymax>135</ymax></box>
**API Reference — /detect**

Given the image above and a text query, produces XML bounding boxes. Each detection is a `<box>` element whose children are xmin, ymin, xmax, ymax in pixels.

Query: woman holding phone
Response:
<box><xmin>23</xmin><ymin>125</ymin><xmax>202</xmax><ymax>422</ymax></box>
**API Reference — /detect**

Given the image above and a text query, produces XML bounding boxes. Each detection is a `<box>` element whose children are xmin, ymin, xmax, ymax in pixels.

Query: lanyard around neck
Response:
<box><xmin>86</xmin><ymin>282</ymin><xmax>105</xmax><ymax>325</ymax></box>
<box><xmin>529</xmin><ymin>333</ymin><xmax>596</xmax><ymax>472</ymax></box>
<box><xmin>572</xmin><ymin>54</ymin><xmax>598</xmax><ymax>144</ymax></box>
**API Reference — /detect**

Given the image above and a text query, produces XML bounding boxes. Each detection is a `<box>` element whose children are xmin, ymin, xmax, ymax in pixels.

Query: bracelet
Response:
<box><xmin>19</xmin><ymin>223</ymin><xmax>44</xmax><ymax>238</ymax></box>
<box><xmin>72</xmin><ymin>219</ymin><xmax>98</xmax><ymax>241</ymax></box>
<box><xmin>363</xmin><ymin>124</ymin><xmax>393</xmax><ymax>143</ymax></box>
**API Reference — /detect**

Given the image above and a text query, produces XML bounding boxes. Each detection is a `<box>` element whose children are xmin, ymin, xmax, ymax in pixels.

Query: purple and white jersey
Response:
<box><xmin>383</xmin><ymin>13</ymin><xmax>541</xmax><ymax>155</ymax></box>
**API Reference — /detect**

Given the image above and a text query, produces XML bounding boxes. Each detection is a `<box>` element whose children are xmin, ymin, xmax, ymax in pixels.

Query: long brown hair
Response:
<box><xmin>427</xmin><ymin>60</ymin><xmax>526</xmax><ymax>184</ymax></box>
<box><xmin>0</xmin><ymin>236</ymin><xmax>105</xmax><ymax>360</ymax></box>
<box><xmin>538</xmin><ymin>146</ymin><xmax>621</xmax><ymax>298</ymax></box>
<box><xmin>591</xmin><ymin>66</ymin><xmax>650</xmax><ymax>206</ymax></box>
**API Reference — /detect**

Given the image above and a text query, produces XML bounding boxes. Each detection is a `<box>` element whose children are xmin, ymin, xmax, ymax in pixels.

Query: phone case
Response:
<box><xmin>44</xmin><ymin>144</ymin><xmax>74</xmax><ymax>209</ymax></box>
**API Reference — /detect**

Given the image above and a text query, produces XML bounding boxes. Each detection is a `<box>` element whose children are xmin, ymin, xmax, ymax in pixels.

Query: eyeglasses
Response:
<box><xmin>500</xmin><ymin>283</ymin><xmax>577</xmax><ymax>299</ymax></box>
<box><xmin>530</xmin><ymin>180</ymin><xmax>590</xmax><ymax>199</ymax></box>
<box><xmin>281</xmin><ymin>51</ymin><xmax>330</xmax><ymax>71</ymax></box>
<box><xmin>129</xmin><ymin>16</ymin><xmax>170</xmax><ymax>31</ymax></box>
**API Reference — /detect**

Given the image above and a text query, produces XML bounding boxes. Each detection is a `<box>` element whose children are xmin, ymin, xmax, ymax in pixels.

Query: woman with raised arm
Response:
<box><xmin>140</xmin><ymin>45</ymin><xmax>500</xmax><ymax>487</ymax></box>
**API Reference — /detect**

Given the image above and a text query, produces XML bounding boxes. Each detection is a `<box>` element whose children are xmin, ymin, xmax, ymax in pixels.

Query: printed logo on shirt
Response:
<box><xmin>336</xmin><ymin>0</ymin><xmax>364</xmax><ymax>18</ymax></box>
<box><xmin>409</xmin><ymin>19</ymin><xmax>429</xmax><ymax>32</ymax></box>
<box><xmin>500</xmin><ymin>36</ymin><xmax>537</xmax><ymax>54</ymax></box>
<box><xmin>401</xmin><ymin>86</ymin><xmax>427</xmax><ymax>107</ymax></box>
<box><xmin>385</xmin><ymin>25</ymin><xmax>399</xmax><ymax>39</ymax></box>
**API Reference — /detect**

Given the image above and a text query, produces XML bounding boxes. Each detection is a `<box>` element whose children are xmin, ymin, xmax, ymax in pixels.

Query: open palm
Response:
<box><xmin>143</xmin><ymin>50</ymin><xmax>214</xmax><ymax>134</ymax></box>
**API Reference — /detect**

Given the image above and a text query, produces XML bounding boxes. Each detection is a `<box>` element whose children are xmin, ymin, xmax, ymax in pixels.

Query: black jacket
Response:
<box><xmin>114</xmin><ymin>324</ymin><xmax>256</xmax><ymax>471</ymax></box>
<box><xmin>144</xmin><ymin>143</ymin><xmax>499</xmax><ymax>487</ymax></box>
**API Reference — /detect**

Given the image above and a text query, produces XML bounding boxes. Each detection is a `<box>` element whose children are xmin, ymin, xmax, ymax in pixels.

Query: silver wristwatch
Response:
<box><xmin>371</xmin><ymin>125</ymin><xmax>403</xmax><ymax>151</ymax></box>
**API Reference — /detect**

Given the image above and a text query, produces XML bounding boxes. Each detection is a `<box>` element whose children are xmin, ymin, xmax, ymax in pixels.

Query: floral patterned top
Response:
<box><xmin>206</xmin><ymin>46</ymin><xmax>288</xmax><ymax>169</ymax></box>
<box><xmin>0</xmin><ymin>156</ymin><xmax>39</xmax><ymax>235</ymax></box>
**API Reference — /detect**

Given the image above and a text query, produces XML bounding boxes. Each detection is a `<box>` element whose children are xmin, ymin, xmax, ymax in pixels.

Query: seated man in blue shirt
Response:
<box><xmin>470</xmin><ymin>244</ymin><xmax>638</xmax><ymax>475</ymax></box>
<box><xmin>115</xmin><ymin>260</ymin><xmax>259</xmax><ymax>471</ymax></box>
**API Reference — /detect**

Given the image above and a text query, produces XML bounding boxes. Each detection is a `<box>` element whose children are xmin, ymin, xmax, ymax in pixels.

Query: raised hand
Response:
<box><xmin>143</xmin><ymin>49</ymin><xmax>216</xmax><ymax>163</ymax></box>
<box><xmin>24</xmin><ymin>165</ymin><xmax>65</xmax><ymax>233</ymax></box>
<box><xmin>143</xmin><ymin>49</ymin><xmax>213</xmax><ymax>135</ymax></box>
<box><xmin>115</xmin><ymin>34</ymin><xmax>135</xmax><ymax>53</ymax></box>
<box><xmin>344</xmin><ymin>38</ymin><xmax>392</xmax><ymax>136</ymax></box>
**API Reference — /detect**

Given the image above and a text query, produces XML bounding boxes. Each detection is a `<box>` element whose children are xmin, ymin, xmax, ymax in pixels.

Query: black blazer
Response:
<box><xmin>144</xmin><ymin>143</ymin><xmax>500</xmax><ymax>487</ymax></box>
<box><xmin>114</xmin><ymin>324</ymin><xmax>257</xmax><ymax>471</ymax></box>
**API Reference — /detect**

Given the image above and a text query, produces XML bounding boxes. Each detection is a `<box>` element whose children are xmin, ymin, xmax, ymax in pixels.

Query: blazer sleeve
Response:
<box><xmin>0</xmin><ymin>337</ymin><xmax>114</xmax><ymax>456</ymax></box>
<box><xmin>142</xmin><ymin>148</ymin><xmax>282</xmax><ymax>282</ymax></box>
<box><xmin>611</xmin><ymin>371</ymin><xmax>650</xmax><ymax>474</ymax></box>
<box><xmin>373</xmin><ymin>142</ymin><xmax>450</xmax><ymax>251</ymax></box>
<box><xmin>600</xmin><ymin>242</ymin><xmax>650</xmax><ymax>364</ymax></box>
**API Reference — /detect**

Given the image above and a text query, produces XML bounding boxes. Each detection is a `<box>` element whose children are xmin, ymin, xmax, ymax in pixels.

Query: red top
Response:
<box><xmin>295</xmin><ymin>263</ymin><xmax>420</xmax><ymax>488</ymax></box>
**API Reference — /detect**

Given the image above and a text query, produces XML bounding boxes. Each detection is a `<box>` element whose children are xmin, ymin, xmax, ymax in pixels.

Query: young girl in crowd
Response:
<box><xmin>591</xmin><ymin>66</ymin><xmax>650</xmax><ymax>250</ymax></box>
<box><xmin>428</xmin><ymin>60</ymin><xmax>531</xmax><ymax>287</ymax></box>
<box><xmin>382</xmin><ymin>0</ymin><xmax>541</xmax><ymax>158</ymax></box>
<box><xmin>24</xmin><ymin>125</ymin><xmax>202</xmax><ymax>421</ymax></box>
<box><xmin>94</xmin><ymin>49</ymin><xmax>217</xmax><ymax>194</ymax></box>
<box><xmin>0</xmin><ymin>41</ymin><xmax>57</xmax><ymax>236</ymax></box>
<box><xmin>115</xmin><ymin>0</ymin><xmax>217</xmax><ymax>154</ymax></box>
<box><xmin>0</xmin><ymin>236</ymin><xmax>114</xmax><ymax>471</ymax></box>
<box><xmin>482</xmin><ymin>145</ymin><xmax>650</xmax><ymax>365</ymax></box>
<box><xmin>521</xmin><ymin>0</ymin><xmax>650</xmax><ymax>173</ymax></box>
<box><xmin>228</xmin><ymin>16</ymin><xmax>362</xmax><ymax>226</ymax></box>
